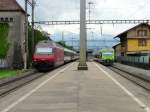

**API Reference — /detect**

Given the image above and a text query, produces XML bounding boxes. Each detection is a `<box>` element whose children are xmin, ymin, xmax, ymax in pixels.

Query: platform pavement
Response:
<box><xmin>0</xmin><ymin>62</ymin><xmax>148</xmax><ymax>112</ymax></box>
<box><xmin>113</xmin><ymin>63</ymin><xmax>150</xmax><ymax>81</ymax></box>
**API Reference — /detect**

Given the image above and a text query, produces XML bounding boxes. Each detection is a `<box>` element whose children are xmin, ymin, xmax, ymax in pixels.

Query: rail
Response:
<box><xmin>0</xmin><ymin>62</ymin><xmax>73</xmax><ymax>97</ymax></box>
<box><xmin>109</xmin><ymin>64</ymin><xmax>150</xmax><ymax>91</ymax></box>
<box><xmin>0</xmin><ymin>70</ymin><xmax>43</xmax><ymax>96</ymax></box>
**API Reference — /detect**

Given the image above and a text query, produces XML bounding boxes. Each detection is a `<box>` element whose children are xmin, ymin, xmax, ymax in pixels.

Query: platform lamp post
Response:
<box><xmin>78</xmin><ymin>0</ymin><xmax>88</xmax><ymax>70</ymax></box>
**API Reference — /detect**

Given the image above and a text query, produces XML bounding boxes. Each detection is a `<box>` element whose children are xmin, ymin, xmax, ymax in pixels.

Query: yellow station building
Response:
<box><xmin>114</xmin><ymin>23</ymin><xmax>150</xmax><ymax>56</ymax></box>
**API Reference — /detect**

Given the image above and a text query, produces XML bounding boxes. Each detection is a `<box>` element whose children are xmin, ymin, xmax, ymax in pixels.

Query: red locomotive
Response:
<box><xmin>32</xmin><ymin>40</ymin><xmax>78</xmax><ymax>71</ymax></box>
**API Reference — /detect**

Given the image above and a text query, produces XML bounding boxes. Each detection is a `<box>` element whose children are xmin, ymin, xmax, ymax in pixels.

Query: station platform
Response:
<box><xmin>113</xmin><ymin>63</ymin><xmax>150</xmax><ymax>79</ymax></box>
<box><xmin>0</xmin><ymin>62</ymin><xmax>149</xmax><ymax>112</ymax></box>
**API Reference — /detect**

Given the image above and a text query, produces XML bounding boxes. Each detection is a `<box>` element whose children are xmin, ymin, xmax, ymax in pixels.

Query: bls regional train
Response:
<box><xmin>32</xmin><ymin>40</ymin><xmax>78</xmax><ymax>71</ymax></box>
<box><xmin>95</xmin><ymin>48</ymin><xmax>114</xmax><ymax>66</ymax></box>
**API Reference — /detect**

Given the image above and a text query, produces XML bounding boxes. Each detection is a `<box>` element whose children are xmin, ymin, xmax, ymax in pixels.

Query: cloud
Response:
<box><xmin>17</xmin><ymin>0</ymin><xmax>150</xmax><ymax>36</ymax></box>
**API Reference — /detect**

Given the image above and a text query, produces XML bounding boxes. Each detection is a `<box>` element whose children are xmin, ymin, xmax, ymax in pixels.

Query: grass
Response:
<box><xmin>0</xmin><ymin>23</ymin><xmax>9</xmax><ymax>58</ymax></box>
<box><xmin>0</xmin><ymin>69</ymin><xmax>21</xmax><ymax>78</ymax></box>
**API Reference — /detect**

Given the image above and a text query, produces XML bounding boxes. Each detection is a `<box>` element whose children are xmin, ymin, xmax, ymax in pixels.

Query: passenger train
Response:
<box><xmin>32</xmin><ymin>40</ymin><xmax>78</xmax><ymax>71</ymax></box>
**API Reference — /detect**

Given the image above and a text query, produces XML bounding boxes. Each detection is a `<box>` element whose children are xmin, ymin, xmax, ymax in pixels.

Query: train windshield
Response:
<box><xmin>36</xmin><ymin>47</ymin><xmax>53</xmax><ymax>54</ymax></box>
<box><xmin>103</xmin><ymin>52</ymin><xmax>113</xmax><ymax>56</ymax></box>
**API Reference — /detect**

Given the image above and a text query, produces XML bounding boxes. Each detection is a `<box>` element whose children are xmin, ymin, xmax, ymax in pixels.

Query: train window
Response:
<box><xmin>36</xmin><ymin>47</ymin><xmax>53</xmax><ymax>54</ymax></box>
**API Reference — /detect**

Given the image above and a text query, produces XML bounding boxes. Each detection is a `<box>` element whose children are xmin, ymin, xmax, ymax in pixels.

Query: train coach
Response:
<box><xmin>32</xmin><ymin>40</ymin><xmax>78</xmax><ymax>71</ymax></box>
<box><xmin>64</xmin><ymin>48</ymin><xmax>78</xmax><ymax>63</ymax></box>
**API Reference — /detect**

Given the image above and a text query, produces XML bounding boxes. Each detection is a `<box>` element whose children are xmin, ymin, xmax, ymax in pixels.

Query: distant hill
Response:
<box><xmin>50</xmin><ymin>32</ymin><xmax>119</xmax><ymax>50</ymax></box>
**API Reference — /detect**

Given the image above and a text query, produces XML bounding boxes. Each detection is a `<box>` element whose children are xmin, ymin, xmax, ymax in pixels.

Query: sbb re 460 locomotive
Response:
<box><xmin>32</xmin><ymin>40</ymin><xmax>78</xmax><ymax>71</ymax></box>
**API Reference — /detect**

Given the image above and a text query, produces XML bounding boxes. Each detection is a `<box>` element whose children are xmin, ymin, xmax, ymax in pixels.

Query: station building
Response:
<box><xmin>114</xmin><ymin>23</ymin><xmax>150</xmax><ymax>57</ymax></box>
<box><xmin>113</xmin><ymin>43</ymin><xmax>121</xmax><ymax>60</ymax></box>
<box><xmin>0</xmin><ymin>0</ymin><xmax>26</xmax><ymax>68</ymax></box>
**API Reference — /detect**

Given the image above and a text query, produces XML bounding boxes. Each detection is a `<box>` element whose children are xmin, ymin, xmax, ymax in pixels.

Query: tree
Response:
<box><xmin>57</xmin><ymin>41</ymin><xmax>73</xmax><ymax>50</ymax></box>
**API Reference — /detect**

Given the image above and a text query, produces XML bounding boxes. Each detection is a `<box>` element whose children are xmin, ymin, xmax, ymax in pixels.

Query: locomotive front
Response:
<box><xmin>32</xmin><ymin>41</ymin><xmax>56</xmax><ymax>70</ymax></box>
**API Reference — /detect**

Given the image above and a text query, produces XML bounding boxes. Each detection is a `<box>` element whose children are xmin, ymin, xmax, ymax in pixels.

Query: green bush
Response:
<box><xmin>28</xmin><ymin>26</ymin><xmax>48</xmax><ymax>66</ymax></box>
<box><xmin>57</xmin><ymin>41</ymin><xmax>73</xmax><ymax>50</ymax></box>
<box><xmin>0</xmin><ymin>23</ymin><xmax>9</xmax><ymax>58</ymax></box>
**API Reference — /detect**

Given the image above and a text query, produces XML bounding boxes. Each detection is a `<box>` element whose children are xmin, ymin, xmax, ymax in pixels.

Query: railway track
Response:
<box><xmin>109</xmin><ymin>66</ymin><xmax>150</xmax><ymax>91</ymax></box>
<box><xmin>0</xmin><ymin>70</ymin><xmax>46</xmax><ymax>97</ymax></box>
<box><xmin>0</xmin><ymin>62</ymin><xmax>74</xmax><ymax>97</ymax></box>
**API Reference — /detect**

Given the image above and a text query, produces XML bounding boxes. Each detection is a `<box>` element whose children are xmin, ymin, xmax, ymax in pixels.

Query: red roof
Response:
<box><xmin>0</xmin><ymin>0</ymin><xmax>25</xmax><ymax>12</ymax></box>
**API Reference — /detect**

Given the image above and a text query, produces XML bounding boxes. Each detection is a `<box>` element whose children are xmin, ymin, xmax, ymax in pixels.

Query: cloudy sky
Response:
<box><xmin>17</xmin><ymin>0</ymin><xmax>150</xmax><ymax>37</ymax></box>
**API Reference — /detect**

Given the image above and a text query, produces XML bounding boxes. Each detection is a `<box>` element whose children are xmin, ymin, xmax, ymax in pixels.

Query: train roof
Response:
<box><xmin>37</xmin><ymin>40</ymin><xmax>54</xmax><ymax>46</ymax></box>
<box><xmin>64</xmin><ymin>48</ymin><xmax>77</xmax><ymax>54</ymax></box>
<box><xmin>36</xmin><ymin>40</ymin><xmax>63</xmax><ymax>48</ymax></box>
<box><xmin>99</xmin><ymin>48</ymin><xmax>114</xmax><ymax>52</ymax></box>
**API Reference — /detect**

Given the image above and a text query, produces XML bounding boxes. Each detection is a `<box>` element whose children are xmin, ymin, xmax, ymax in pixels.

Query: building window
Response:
<box><xmin>5</xmin><ymin>18</ymin><xmax>9</xmax><ymax>22</ymax></box>
<box><xmin>10</xmin><ymin>18</ymin><xmax>13</xmax><ymax>22</ymax></box>
<box><xmin>138</xmin><ymin>39</ymin><xmax>147</xmax><ymax>47</ymax></box>
<box><xmin>0</xmin><ymin>18</ymin><xmax>4</xmax><ymax>22</ymax></box>
<box><xmin>137</xmin><ymin>30</ymin><xmax>148</xmax><ymax>37</ymax></box>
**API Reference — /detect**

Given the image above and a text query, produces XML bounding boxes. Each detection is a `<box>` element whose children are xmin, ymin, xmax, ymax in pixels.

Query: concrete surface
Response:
<box><xmin>0</xmin><ymin>62</ymin><xmax>148</xmax><ymax>112</ymax></box>
<box><xmin>113</xmin><ymin>63</ymin><xmax>150</xmax><ymax>82</ymax></box>
<box><xmin>99</xmin><ymin>63</ymin><xmax>150</xmax><ymax>110</ymax></box>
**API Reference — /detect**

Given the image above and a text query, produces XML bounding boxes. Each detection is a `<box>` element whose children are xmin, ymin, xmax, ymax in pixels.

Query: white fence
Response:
<box><xmin>117</xmin><ymin>56</ymin><xmax>150</xmax><ymax>64</ymax></box>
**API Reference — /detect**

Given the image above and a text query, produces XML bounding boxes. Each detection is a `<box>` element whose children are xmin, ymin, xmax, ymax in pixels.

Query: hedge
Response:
<box><xmin>0</xmin><ymin>23</ymin><xmax>9</xmax><ymax>58</ymax></box>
